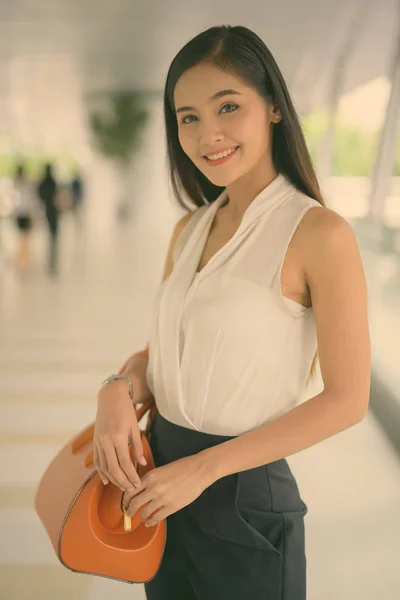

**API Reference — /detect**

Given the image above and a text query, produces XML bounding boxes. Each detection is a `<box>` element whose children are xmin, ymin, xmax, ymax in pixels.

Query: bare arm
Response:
<box><xmin>199</xmin><ymin>208</ymin><xmax>371</xmax><ymax>482</ymax></box>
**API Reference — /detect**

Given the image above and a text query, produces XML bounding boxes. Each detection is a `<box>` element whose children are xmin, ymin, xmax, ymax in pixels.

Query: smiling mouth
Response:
<box><xmin>203</xmin><ymin>146</ymin><xmax>240</xmax><ymax>163</ymax></box>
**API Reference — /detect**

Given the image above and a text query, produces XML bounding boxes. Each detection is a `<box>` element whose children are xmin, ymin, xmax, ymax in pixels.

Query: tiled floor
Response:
<box><xmin>1</xmin><ymin>135</ymin><xmax>400</xmax><ymax>598</ymax></box>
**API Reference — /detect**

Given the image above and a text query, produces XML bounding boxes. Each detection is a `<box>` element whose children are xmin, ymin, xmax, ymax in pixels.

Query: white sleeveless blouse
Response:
<box><xmin>146</xmin><ymin>173</ymin><xmax>323</xmax><ymax>436</ymax></box>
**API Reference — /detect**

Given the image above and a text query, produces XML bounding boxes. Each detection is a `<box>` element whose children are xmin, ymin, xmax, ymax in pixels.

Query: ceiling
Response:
<box><xmin>0</xmin><ymin>0</ymin><xmax>398</xmax><ymax>151</ymax></box>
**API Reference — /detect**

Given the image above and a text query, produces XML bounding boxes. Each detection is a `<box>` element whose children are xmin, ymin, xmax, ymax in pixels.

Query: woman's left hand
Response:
<box><xmin>123</xmin><ymin>454</ymin><xmax>213</xmax><ymax>527</ymax></box>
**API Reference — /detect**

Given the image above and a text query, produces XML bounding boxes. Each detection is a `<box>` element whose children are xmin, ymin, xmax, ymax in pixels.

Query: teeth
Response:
<box><xmin>206</xmin><ymin>147</ymin><xmax>237</xmax><ymax>161</ymax></box>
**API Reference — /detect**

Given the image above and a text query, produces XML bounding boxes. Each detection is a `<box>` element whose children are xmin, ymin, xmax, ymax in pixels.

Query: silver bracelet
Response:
<box><xmin>100</xmin><ymin>374</ymin><xmax>134</xmax><ymax>400</ymax></box>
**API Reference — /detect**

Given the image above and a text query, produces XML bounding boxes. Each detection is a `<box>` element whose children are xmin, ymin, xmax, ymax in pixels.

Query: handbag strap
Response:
<box><xmin>135</xmin><ymin>398</ymin><xmax>156</xmax><ymax>434</ymax></box>
<box><xmin>119</xmin><ymin>349</ymin><xmax>158</xmax><ymax>434</ymax></box>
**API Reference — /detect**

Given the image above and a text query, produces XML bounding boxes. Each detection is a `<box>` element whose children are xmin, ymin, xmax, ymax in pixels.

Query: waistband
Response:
<box><xmin>150</xmin><ymin>413</ymin><xmax>237</xmax><ymax>464</ymax></box>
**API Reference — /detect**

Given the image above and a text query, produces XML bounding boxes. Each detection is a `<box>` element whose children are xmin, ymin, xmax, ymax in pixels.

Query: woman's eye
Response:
<box><xmin>220</xmin><ymin>103</ymin><xmax>238</xmax><ymax>114</ymax></box>
<box><xmin>180</xmin><ymin>103</ymin><xmax>238</xmax><ymax>125</ymax></box>
<box><xmin>181</xmin><ymin>114</ymin><xmax>197</xmax><ymax>125</ymax></box>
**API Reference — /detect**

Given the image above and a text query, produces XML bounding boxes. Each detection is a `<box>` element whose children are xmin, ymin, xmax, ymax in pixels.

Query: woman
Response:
<box><xmin>94</xmin><ymin>25</ymin><xmax>371</xmax><ymax>599</ymax></box>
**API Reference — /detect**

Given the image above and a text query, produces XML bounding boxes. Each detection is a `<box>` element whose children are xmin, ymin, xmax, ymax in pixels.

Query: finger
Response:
<box><xmin>121</xmin><ymin>490</ymin><xmax>130</xmax><ymax>511</ymax></box>
<box><xmin>102</xmin><ymin>438</ymin><xmax>139</xmax><ymax>491</ymax></box>
<box><xmin>122</xmin><ymin>472</ymin><xmax>153</xmax><ymax>508</ymax></box>
<box><xmin>97</xmin><ymin>441</ymin><xmax>124</xmax><ymax>489</ymax></box>
<box><xmin>114</xmin><ymin>440</ymin><xmax>141</xmax><ymax>488</ymax></box>
<box><xmin>130</xmin><ymin>425</ymin><xmax>147</xmax><ymax>467</ymax></box>
<box><xmin>123</xmin><ymin>472</ymin><xmax>150</xmax><ymax>503</ymax></box>
<box><xmin>140</xmin><ymin>498</ymin><xmax>164</xmax><ymax>522</ymax></box>
<box><xmin>126</xmin><ymin>489</ymin><xmax>153</xmax><ymax>518</ymax></box>
<box><xmin>93</xmin><ymin>442</ymin><xmax>109</xmax><ymax>485</ymax></box>
<box><xmin>96</xmin><ymin>442</ymin><xmax>112</xmax><ymax>480</ymax></box>
<box><xmin>122</xmin><ymin>485</ymin><xmax>142</xmax><ymax>508</ymax></box>
<box><xmin>144</xmin><ymin>506</ymin><xmax>169</xmax><ymax>527</ymax></box>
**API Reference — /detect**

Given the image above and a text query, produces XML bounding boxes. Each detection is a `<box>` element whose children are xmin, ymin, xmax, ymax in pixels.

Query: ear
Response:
<box><xmin>270</xmin><ymin>104</ymin><xmax>281</xmax><ymax>123</ymax></box>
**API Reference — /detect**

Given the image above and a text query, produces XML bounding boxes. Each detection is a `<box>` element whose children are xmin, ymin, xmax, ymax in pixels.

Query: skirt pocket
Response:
<box><xmin>208</xmin><ymin>467</ymin><xmax>284</xmax><ymax>556</ymax></box>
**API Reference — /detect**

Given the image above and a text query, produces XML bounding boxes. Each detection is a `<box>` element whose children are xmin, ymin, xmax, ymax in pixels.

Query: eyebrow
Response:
<box><xmin>175</xmin><ymin>89</ymin><xmax>242</xmax><ymax>114</ymax></box>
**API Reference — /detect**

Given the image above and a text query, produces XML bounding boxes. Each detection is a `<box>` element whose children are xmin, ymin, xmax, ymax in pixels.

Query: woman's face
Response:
<box><xmin>173</xmin><ymin>62</ymin><xmax>279</xmax><ymax>188</ymax></box>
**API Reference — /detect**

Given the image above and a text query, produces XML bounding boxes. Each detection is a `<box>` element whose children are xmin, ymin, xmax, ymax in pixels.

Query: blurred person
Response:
<box><xmin>37</xmin><ymin>163</ymin><xmax>60</xmax><ymax>275</ymax></box>
<box><xmin>70</xmin><ymin>168</ymin><xmax>85</xmax><ymax>226</ymax></box>
<box><xmin>93</xmin><ymin>25</ymin><xmax>371</xmax><ymax>600</ymax></box>
<box><xmin>12</xmin><ymin>163</ymin><xmax>40</xmax><ymax>272</ymax></box>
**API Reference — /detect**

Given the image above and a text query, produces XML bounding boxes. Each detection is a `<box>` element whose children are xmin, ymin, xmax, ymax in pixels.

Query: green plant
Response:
<box><xmin>90</xmin><ymin>92</ymin><xmax>149</xmax><ymax>167</ymax></box>
<box><xmin>301</xmin><ymin>112</ymin><xmax>396</xmax><ymax>177</ymax></box>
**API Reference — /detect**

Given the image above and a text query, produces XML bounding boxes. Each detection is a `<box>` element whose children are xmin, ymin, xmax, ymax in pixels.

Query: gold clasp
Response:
<box><xmin>123</xmin><ymin>507</ymin><xmax>132</xmax><ymax>532</ymax></box>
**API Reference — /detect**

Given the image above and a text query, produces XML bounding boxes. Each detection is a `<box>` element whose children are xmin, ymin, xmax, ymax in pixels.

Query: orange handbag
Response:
<box><xmin>35</xmin><ymin>354</ymin><xmax>166</xmax><ymax>585</ymax></box>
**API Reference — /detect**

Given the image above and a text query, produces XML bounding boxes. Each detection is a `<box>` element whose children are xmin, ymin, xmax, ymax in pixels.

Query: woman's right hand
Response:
<box><xmin>93</xmin><ymin>380</ymin><xmax>147</xmax><ymax>491</ymax></box>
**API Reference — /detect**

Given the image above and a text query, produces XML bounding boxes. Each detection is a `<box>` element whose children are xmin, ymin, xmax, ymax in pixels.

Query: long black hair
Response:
<box><xmin>164</xmin><ymin>25</ymin><xmax>325</xmax><ymax>211</ymax></box>
<box><xmin>163</xmin><ymin>24</ymin><xmax>323</xmax><ymax>382</ymax></box>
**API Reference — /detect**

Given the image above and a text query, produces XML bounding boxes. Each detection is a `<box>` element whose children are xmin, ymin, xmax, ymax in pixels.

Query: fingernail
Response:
<box><xmin>139</xmin><ymin>456</ymin><xmax>147</xmax><ymax>466</ymax></box>
<box><xmin>126</xmin><ymin>487</ymin><xmax>135</xmax><ymax>493</ymax></box>
<box><xmin>134</xmin><ymin>482</ymin><xmax>141</xmax><ymax>488</ymax></box>
<box><xmin>101</xmin><ymin>479</ymin><xmax>108</xmax><ymax>485</ymax></box>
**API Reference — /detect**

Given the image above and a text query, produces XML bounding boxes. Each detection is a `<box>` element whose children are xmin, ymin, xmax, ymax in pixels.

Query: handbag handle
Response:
<box><xmin>118</xmin><ymin>348</ymin><xmax>157</xmax><ymax>433</ymax></box>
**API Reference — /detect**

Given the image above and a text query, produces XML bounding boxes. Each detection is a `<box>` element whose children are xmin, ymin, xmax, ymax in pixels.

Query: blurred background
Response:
<box><xmin>0</xmin><ymin>1</ymin><xmax>400</xmax><ymax>599</ymax></box>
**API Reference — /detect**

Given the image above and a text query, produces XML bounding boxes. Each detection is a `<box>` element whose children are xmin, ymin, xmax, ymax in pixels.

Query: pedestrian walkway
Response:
<box><xmin>0</xmin><ymin>166</ymin><xmax>399</xmax><ymax>600</ymax></box>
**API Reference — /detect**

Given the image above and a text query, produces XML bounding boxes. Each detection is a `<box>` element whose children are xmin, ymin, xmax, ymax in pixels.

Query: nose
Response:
<box><xmin>199</xmin><ymin>116</ymin><xmax>224</xmax><ymax>148</ymax></box>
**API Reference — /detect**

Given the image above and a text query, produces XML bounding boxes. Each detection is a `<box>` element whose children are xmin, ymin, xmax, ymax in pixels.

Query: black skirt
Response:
<box><xmin>145</xmin><ymin>413</ymin><xmax>308</xmax><ymax>600</ymax></box>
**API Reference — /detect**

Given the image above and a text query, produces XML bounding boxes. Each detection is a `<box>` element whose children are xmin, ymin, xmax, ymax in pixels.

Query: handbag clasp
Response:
<box><xmin>123</xmin><ymin>507</ymin><xmax>132</xmax><ymax>532</ymax></box>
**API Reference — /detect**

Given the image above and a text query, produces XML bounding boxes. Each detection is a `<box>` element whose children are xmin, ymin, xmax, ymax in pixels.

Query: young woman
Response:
<box><xmin>94</xmin><ymin>25</ymin><xmax>371</xmax><ymax>599</ymax></box>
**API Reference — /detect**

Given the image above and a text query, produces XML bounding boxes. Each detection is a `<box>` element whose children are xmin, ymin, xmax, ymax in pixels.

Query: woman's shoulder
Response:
<box><xmin>291</xmin><ymin>194</ymin><xmax>353</xmax><ymax>270</ymax></box>
<box><xmin>286</xmin><ymin>185</ymin><xmax>349</xmax><ymax>236</ymax></box>
<box><xmin>289</xmin><ymin>186</ymin><xmax>324</xmax><ymax>211</ymax></box>
<box><xmin>283</xmin><ymin>187</ymin><xmax>351</xmax><ymax>271</ymax></box>
<box><xmin>290</xmin><ymin>186</ymin><xmax>346</xmax><ymax>229</ymax></box>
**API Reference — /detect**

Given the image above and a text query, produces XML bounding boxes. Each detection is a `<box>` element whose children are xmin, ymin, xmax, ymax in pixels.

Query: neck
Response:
<box><xmin>222</xmin><ymin>157</ymin><xmax>279</xmax><ymax>223</ymax></box>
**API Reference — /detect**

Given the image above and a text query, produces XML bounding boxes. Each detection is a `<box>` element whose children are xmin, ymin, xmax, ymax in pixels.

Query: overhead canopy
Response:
<box><xmin>0</xmin><ymin>0</ymin><xmax>397</xmax><ymax>150</ymax></box>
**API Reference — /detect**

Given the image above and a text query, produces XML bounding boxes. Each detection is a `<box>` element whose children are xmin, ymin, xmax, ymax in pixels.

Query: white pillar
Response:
<box><xmin>368</xmin><ymin>20</ymin><xmax>400</xmax><ymax>220</ymax></box>
<box><xmin>317</xmin><ymin>0</ymin><xmax>374</xmax><ymax>181</ymax></box>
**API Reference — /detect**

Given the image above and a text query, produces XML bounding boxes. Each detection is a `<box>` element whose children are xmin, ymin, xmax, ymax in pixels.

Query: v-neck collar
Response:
<box><xmin>192</xmin><ymin>172</ymin><xmax>294</xmax><ymax>280</ymax></box>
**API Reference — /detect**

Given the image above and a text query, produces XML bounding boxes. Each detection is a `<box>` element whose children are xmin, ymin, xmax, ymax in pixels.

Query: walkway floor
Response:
<box><xmin>1</xmin><ymin>167</ymin><xmax>399</xmax><ymax>600</ymax></box>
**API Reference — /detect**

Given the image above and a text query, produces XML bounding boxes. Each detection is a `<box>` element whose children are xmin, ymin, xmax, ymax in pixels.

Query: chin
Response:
<box><xmin>206</xmin><ymin>175</ymin><xmax>237</xmax><ymax>188</ymax></box>
<box><xmin>204</xmin><ymin>168</ymin><xmax>244</xmax><ymax>189</ymax></box>
<box><xmin>193</xmin><ymin>161</ymin><xmax>241</xmax><ymax>186</ymax></box>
